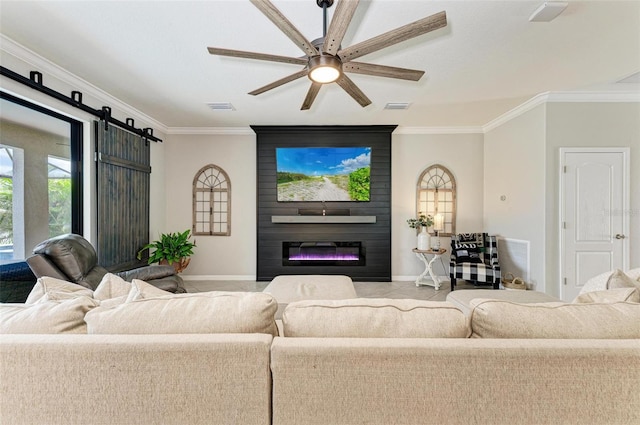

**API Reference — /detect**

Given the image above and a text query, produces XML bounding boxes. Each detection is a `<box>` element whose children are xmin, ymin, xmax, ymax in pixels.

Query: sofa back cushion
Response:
<box><xmin>25</xmin><ymin>276</ymin><xmax>94</xmax><ymax>304</ymax></box>
<box><xmin>282</xmin><ymin>299</ymin><xmax>470</xmax><ymax>338</ymax></box>
<box><xmin>573</xmin><ymin>288</ymin><xmax>639</xmax><ymax>304</ymax></box>
<box><xmin>470</xmin><ymin>299</ymin><xmax>640</xmax><ymax>338</ymax></box>
<box><xmin>85</xmin><ymin>291</ymin><xmax>278</xmax><ymax>336</ymax></box>
<box><xmin>93</xmin><ymin>273</ymin><xmax>132</xmax><ymax>301</ymax></box>
<box><xmin>580</xmin><ymin>268</ymin><xmax>640</xmax><ymax>294</ymax></box>
<box><xmin>0</xmin><ymin>295</ymin><xmax>98</xmax><ymax>334</ymax></box>
<box><xmin>606</xmin><ymin>269</ymin><xmax>640</xmax><ymax>291</ymax></box>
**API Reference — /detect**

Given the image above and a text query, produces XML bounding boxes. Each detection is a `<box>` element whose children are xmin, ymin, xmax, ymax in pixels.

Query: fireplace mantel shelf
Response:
<box><xmin>271</xmin><ymin>215</ymin><xmax>377</xmax><ymax>224</ymax></box>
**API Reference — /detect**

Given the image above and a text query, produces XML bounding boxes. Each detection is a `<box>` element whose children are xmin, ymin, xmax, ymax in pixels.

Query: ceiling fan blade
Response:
<box><xmin>322</xmin><ymin>0</ymin><xmax>360</xmax><ymax>55</ymax></box>
<box><xmin>343</xmin><ymin>62</ymin><xmax>424</xmax><ymax>81</ymax></box>
<box><xmin>207</xmin><ymin>47</ymin><xmax>307</xmax><ymax>66</ymax></box>
<box><xmin>249</xmin><ymin>69</ymin><xmax>309</xmax><ymax>96</ymax></box>
<box><xmin>338</xmin><ymin>11</ymin><xmax>447</xmax><ymax>62</ymax></box>
<box><xmin>250</xmin><ymin>0</ymin><xmax>318</xmax><ymax>57</ymax></box>
<box><xmin>335</xmin><ymin>74</ymin><xmax>371</xmax><ymax>107</ymax></box>
<box><xmin>301</xmin><ymin>83</ymin><xmax>322</xmax><ymax>110</ymax></box>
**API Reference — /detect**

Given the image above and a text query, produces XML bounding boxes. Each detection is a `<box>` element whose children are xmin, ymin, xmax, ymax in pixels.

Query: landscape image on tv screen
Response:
<box><xmin>276</xmin><ymin>147</ymin><xmax>371</xmax><ymax>202</ymax></box>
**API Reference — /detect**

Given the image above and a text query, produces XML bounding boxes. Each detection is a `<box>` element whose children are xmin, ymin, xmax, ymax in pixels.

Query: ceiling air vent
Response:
<box><xmin>384</xmin><ymin>102</ymin><xmax>411</xmax><ymax>110</ymax></box>
<box><xmin>206</xmin><ymin>102</ymin><xmax>235</xmax><ymax>111</ymax></box>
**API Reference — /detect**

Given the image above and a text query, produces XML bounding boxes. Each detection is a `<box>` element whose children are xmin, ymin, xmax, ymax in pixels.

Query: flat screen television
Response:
<box><xmin>276</xmin><ymin>146</ymin><xmax>371</xmax><ymax>202</ymax></box>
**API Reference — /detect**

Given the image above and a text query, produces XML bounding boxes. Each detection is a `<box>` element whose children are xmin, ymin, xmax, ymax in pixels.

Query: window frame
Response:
<box><xmin>192</xmin><ymin>164</ymin><xmax>231</xmax><ymax>236</ymax></box>
<box><xmin>416</xmin><ymin>164</ymin><xmax>456</xmax><ymax>237</ymax></box>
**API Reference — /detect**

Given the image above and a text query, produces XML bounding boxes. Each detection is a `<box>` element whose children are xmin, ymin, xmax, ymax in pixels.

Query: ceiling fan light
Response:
<box><xmin>308</xmin><ymin>55</ymin><xmax>342</xmax><ymax>84</ymax></box>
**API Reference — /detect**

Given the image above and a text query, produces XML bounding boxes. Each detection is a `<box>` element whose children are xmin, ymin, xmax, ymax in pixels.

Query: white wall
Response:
<box><xmin>484</xmin><ymin>101</ymin><xmax>640</xmax><ymax>297</ymax></box>
<box><xmin>163</xmin><ymin>132</ymin><xmax>256</xmax><ymax>278</ymax></box>
<box><xmin>484</xmin><ymin>104</ymin><xmax>547</xmax><ymax>291</ymax></box>
<box><xmin>545</xmin><ymin>102</ymin><xmax>640</xmax><ymax>294</ymax></box>
<box><xmin>391</xmin><ymin>132</ymin><xmax>484</xmax><ymax>280</ymax></box>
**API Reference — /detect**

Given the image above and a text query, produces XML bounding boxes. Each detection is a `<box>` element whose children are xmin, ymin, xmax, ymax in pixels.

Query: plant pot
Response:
<box><xmin>160</xmin><ymin>258</ymin><xmax>190</xmax><ymax>274</ymax></box>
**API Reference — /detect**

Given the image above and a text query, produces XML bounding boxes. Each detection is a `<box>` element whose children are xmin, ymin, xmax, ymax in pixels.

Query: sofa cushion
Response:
<box><xmin>85</xmin><ymin>291</ymin><xmax>278</xmax><ymax>336</ymax></box>
<box><xmin>125</xmin><ymin>278</ymin><xmax>172</xmax><ymax>302</ymax></box>
<box><xmin>606</xmin><ymin>269</ymin><xmax>640</xmax><ymax>291</ymax></box>
<box><xmin>0</xmin><ymin>295</ymin><xmax>98</xmax><ymax>334</ymax></box>
<box><xmin>25</xmin><ymin>277</ymin><xmax>93</xmax><ymax>304</ymax></box>
<box><xmin>93</xmin><ymin>273</ymin><xmax>131</xmax><ymax>301</ymax></box>
<box><xmin>470</xmin><ymin>299</ymin><xmax>640</xmax><ymax>339</ymax></box>
<box><xmin>282</xmin><ymin>299</ymin><xmax>470</xmax><ymax>338</ymax></box>
<box><xmin>573</xmin><ymin>288</ymin><xmax>639</xmax><ymax>304</ymax></box>
<box><xmin>580</xmin><ymin>268</ymin><xmax>640</xmax><ymax>294</ymax></box>
<box><xmin>446</xmin><ymin>289</ymin><xmax>559</xmax><ymax>316</ymax></box>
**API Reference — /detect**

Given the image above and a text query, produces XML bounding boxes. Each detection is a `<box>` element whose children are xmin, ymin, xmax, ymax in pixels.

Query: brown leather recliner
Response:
<box><xmin>26</xmin><ymin>233</ymin><xmax>186</xmax><ymax>293</ymax></box>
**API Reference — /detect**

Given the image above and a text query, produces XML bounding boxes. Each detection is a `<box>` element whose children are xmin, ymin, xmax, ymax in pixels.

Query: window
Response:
<box><xmin>193</xmin><ymin>164</ymin><xmax>231</xmax><ymax>236</ymax></box>
<box><xmin>416</xmin><ymin>164</ymin><xmax>456</xmax><ymax>236</ymax></box>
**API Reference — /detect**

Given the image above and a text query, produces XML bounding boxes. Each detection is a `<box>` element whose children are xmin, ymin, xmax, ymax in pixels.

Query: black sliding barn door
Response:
<box><xmin>96</xmin><ymin>121</ymin><xmax>150</xmax><ymax>270</ymax></box>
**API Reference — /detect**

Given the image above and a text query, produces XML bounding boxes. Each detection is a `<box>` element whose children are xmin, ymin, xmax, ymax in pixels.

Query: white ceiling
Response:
<box><xmin>1</xmin><ymin>0</ymin><xmax>639</xmax><ymax>130</ymax></box>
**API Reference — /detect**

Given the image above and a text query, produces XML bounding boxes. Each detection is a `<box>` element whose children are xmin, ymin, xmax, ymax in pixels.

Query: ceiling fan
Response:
<box><xmin>207</xmin><ymin>0</ymin><xmax>447</xmax><ymax>110</ymax></box>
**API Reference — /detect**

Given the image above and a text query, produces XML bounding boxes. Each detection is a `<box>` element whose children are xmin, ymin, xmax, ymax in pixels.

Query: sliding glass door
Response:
<box><xmin>0</xmin><ymin>92</ymin><xmax>82</xmax><ymax>262</ymax></box>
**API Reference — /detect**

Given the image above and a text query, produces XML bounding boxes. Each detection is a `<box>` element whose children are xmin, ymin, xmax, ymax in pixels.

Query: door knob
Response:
<box><xmin>615</xmin><ymin>234</ymin><xmax>626</xmax><ymax>239</ymax></box>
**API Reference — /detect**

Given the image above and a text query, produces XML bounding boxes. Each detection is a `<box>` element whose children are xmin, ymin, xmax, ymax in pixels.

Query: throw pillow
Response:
<box><xmin>282</xmin><ymin>299</ymin><xmax>470</xmax><ymax>338</ymax></box>
<box><xmin>93</xmin><ymin>273</ymin><xmax>131</xmax><ymax>301</ymax></box>
<box><xmin>572</xmin><ymin>288</ymin><xmax>639</xmax><ymax>304</ymax></box>
<box><xmin>453</xmin><ymin>243</ymin><xmax>483</xmax><ymax>263</ymax></box>
<box><xmin>453</xmin><ymin>233</ymin><xmax>485</xmax><ymax>263</ymax></box>
<box><xmin>579</xmin><ymin>268</ymin><xmax>640</xmax><ymax>295</ymax></box>
<box><xmin>125</xmin><ymin>278</ymin><xmax>172</xmax><ymax>302</ymax></box>
<box><xmin>606</xmin><ymin>269</ymin><xmax>640</xmax><ymax>291</ymax></box>
<box><xmin>0</xmin><ymin>295</ymin><xmax>98</xmax><ymax>334</ymax></box>
<box><xmin>85</xmin><ymin>291</ymin><xmax>278</xmax><ymax>336</ymax></box>
<box><xmin>470</xmin><ymin>299</ymin><xmax>640</xmax><ymax>339</ymax></box>
<box><xmin>25</xmin><ymin>276</ymin><xmax>93</xmax><ymax>304</ymax></box>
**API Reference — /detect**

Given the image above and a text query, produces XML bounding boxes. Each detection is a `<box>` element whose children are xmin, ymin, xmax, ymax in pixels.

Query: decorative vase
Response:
<box><xmin>417</xmin><ymin>227</ymin><xmax>430</xmax><ymax>250</ymax></box>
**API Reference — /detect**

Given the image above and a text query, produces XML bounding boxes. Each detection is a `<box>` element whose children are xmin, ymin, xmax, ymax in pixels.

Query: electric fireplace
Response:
<box><xmin>283</xmin><ymin>242</ymin><xmax>365</xmax><ymax>266</ymax></box>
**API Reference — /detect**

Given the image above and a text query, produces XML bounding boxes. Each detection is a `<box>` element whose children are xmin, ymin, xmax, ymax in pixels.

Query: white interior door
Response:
<box><xmin>560</xmin><ymin>148</ymin><xmax>629</xmax><ymax>301</ymax></box>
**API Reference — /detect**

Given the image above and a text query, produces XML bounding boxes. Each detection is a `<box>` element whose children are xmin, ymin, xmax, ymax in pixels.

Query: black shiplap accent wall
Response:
<box><xmin>253</xmin><ymin>125</ymin><xmax>395</xmax><ymax>281</ymax></box>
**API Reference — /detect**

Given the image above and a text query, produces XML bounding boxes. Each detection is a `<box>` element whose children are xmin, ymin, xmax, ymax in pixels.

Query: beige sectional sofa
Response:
<box><xmin>2</xmin><ymin>271</ymin><xmax>640</xmax><ymax>425</ymax></box>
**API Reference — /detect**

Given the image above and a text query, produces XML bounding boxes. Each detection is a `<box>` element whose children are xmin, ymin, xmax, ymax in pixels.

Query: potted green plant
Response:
<box><xmin>137</xmin><ymin>229</ymin><xmax>196</xmax><ymax>273</ymax></box>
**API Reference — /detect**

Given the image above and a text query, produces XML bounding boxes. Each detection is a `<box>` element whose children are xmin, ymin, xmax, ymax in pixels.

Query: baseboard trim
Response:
<box><xmin>392</xmin><ymin>275</ymin><xmax>420</xmax><ymax>282</ymax></box>
<box><xmin>182</xmin><ymin>275</ymin><xmax>257</xmax><ymax>281</ymax></box>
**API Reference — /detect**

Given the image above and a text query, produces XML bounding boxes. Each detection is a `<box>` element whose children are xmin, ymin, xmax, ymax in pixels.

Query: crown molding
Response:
<box><xmin>483</xmin><ymin>90</ymin><xmax>640</xmax><ymax>132</ymax></box>
<box><xmin>166</xmin><ymin>126</ymin><xmax>485</xmax><ymax>136</ymax></box>
<box><xmin>394</xmin><ymin>126</ymin><xmax>484</xmax><ymax>135</ymax></box>
<box><xmin>482</xmin><ymin>92</ymin><xmax>550</xmax><ymax>133</ymax></box>
<box><xmin>165</xmin><ymin>127</ymin><xmax>255</xmax><ymax>135</ymax></box>
<box><xmin>1</xmin><ymin>34</ymin><xmax>168</xmax><ymax>134</ymax></box>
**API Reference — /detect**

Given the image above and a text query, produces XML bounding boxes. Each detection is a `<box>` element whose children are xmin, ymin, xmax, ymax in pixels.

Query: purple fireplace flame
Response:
<box><xmin>289</xmin><ymin>253</ymin><xmax>359</xmax><ymax>261</ymax></box>
<box><xmin>283</xmin><ymin>242</ymin><xmax>364</xmax><ymax>266</ymax></box>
